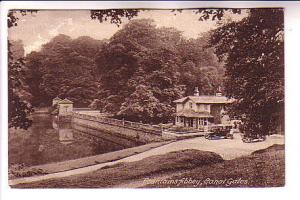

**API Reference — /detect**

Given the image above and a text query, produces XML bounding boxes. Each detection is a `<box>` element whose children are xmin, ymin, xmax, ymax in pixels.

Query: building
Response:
<box><xmin>173</xmin><ymin>87</ymin><xmax>233</xmax><ymax>129</ymax></box>
<box><xmin>52</xmin><ymin>97</ymin><xmax>62</xmax><ymax>106</ymax></box>
<box><xmin>52</xmin><ymin>97</ymin><xmax>103</xmax><ymax>117</ymax></box>
<box><xmin>57</xmin><ymin>98</ymin><xmax>73</xmax><ymax>115</ymax></box>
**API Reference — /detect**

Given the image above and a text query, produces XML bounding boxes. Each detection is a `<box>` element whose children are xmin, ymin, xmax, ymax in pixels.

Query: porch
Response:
<box><xmin>175</xmin><ymin>110</ymin><xmax>214</xmax><ymax>130</ymax></box>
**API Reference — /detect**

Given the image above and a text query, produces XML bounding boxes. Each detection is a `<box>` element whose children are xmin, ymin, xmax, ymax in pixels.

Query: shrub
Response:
<box><xmin>8</xmin><ymin>163</ymin><xmax>48</xmax><ymax>179</ymax></box>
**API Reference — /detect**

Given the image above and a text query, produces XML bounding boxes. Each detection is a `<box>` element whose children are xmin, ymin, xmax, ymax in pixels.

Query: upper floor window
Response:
<box><xmin>189</xmin><ymin>102</ymin><xmax>193</xmax><ymax>109</ymax></box>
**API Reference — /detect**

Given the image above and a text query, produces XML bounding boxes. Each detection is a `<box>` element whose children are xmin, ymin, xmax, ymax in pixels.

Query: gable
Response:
<box><xmin>173</xmin><ymin>96</ymin><xmax>196</xmax><ymax>104</ymax></box>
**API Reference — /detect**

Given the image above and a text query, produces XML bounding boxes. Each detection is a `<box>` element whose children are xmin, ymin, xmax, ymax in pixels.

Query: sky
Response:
<box><xmin>8</xmin><ymin>9</ymin><xmax>247</xmax><ymax>54</ymax></box>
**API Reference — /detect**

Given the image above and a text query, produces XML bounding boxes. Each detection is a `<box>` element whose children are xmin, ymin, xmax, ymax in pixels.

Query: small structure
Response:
<box><xmin>51</xmin><ymin>97</ymin><xmax>103</xmax><ymax>117</ymax></box>
<box><xmin>173</xmin><ymin>87</ymin><xmax>233</xmax><ymax>130</ymax></box>
<box><xmin>58</xmin><ymin>98</ymin><xmax>73</xmax><ymax>115</ymax></box>
<box><xmin>52</xmin><ymin>97</ymin><xmax>62</xmax><ymax>106</ymax></box>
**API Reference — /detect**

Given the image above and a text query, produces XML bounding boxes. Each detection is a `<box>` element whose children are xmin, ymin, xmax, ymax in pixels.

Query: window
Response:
<box><xmin>189</xmin><ymin>102</ymin><xmax>193</xmax><ymax>109</ymax></box>
<box><xmin>199</xmin><ymin>118</ymin><xmax>203</xmax><ymax>126</ymax></box>
<box><xmin>199</xmin><ymin>118</ymin><xmax>208</xmax><ymax>126</ymax></box>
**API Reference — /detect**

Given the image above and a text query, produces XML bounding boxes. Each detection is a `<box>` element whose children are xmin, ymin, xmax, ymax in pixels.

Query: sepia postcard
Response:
<box><xmin>6</xmin><ymin>6</ymin><xmax>285</xmax><ymax>190</ymax></box>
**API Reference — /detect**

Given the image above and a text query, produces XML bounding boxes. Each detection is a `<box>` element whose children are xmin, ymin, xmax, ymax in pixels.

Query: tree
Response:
<box><xmin>91</xmin><ymin>9</ymin><xmax>140</xmax><ymax>27</ymax></box>
<box><xmin>118</xmin><ymin>85</ymin><xmax>178</xmax><ymax>124</ymax></box>
<box><xmin>209</xmin><ymin>8</ymin><xmax>284</xmax><ymax>136</ymax></box>
<box><xmin>92</xmin><ymin>18</ymin><xmax>222</xmax><ymax>122</ymax></box>
<box><xmin>8</xmin><ymin>54</ymin><xmax>33</xmax><ymax>129</ymax></box>
<box><xmin>8</xmin><ymin>11</ymin><xmax>36</xmax><ymax>129</ymax></box>
<box><xmin>25</xmin><ymin>34</ymin><xmax>104</xmax><ymax>107</ymax></box>
<box><xmin>90</xmin><ymin>9</ymin><xmax>284</xmax><ymax>134</ymax></box>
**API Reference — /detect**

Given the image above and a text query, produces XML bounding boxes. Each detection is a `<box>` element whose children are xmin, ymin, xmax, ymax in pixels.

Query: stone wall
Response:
<box><xmin>71</xmin><ymin>113</ymin><xmax>163</xmax><ymax>143</ymax></box>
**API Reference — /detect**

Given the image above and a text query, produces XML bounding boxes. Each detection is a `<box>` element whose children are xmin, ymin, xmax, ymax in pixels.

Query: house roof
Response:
<box><xmin>173</xmin><ymin>95</ymin><xmax>233</xmax><ymax>104</ymax></box>
<box><xmin>176</xmin><ymin>110</ymin><xmax>213</xmax><ymax>118</ymax></box>
<box><xmin>53</xmin><ymin>97</ymin><xmax>62</xmax><ymax>101</ymax></box>
<box><xmin>58</xmin><ymin>98</ymin><xmax>73</xmax><ymax>104</ymax></box>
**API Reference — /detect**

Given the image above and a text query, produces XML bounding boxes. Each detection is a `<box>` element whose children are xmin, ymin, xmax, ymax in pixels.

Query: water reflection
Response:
<box><xmin>9</xmin><ymin>113</ymin><xmax>139</xmax><ymax>167</ymax></box>
<box><xmin>52</xmin><ymin>116</ymin><xmax>74</xmax><ymax>144</ymax></box>
<box><xmin>52</xmin><ymin>118</ymin><xmax>58</xmax><ymax>130</ymax></box>
<box><xmin>59</xmin><ymin>129</ymin><xmax>74</xmax><ymax>144</ymax></box>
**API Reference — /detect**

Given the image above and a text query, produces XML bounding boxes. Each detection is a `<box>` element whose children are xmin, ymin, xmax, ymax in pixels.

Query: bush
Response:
<box><xmin>8</xmin><ymin>163</ymin><xmax>48</xmax><ymax>179</ymax></box>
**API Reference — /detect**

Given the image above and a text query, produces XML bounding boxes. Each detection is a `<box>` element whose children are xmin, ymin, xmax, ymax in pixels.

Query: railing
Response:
<box><xmin>73</xmin><ymin>108</ymin><xmax>92</xmax><ymax>111</ymax></box>
<box><xmin>72</xmin><ymin>113</ymin><xmax>162</xmax><ymax>135</ymax></box>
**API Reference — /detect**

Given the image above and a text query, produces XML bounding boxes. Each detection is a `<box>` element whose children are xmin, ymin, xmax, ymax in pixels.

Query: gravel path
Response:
<box><xmin>121</xmin><ymin>134</ymin><xmax>284</xmax><ymax>162</ymax></box>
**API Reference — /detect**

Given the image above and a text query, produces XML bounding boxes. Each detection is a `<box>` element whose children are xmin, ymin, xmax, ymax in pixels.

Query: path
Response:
<box><xmin>120</xmin><ymin>134</ymin><xmax>284</xmax><ymax>162</ymax></box>
<box><xmin>9</xmin><ymin>134</ymin><xmax>284</xmax><ymax>186</ymax></box>
<box><xmin>27</xmin><ymin>141</ymin><xmax>171</xmax><ymax>173</ymax></box>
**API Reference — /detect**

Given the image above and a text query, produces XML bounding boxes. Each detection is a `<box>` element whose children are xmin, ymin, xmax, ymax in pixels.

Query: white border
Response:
<box><xmin>1</xmin><ymin>1</ymin><xmax>300</xmax><ymax>200</ymax></box>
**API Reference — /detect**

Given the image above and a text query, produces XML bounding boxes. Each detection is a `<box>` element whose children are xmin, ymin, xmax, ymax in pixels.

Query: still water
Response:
<box><xmin>8</xmin><ymin>113</ymin><xmax>131</xmax><ymax>167</ymax></box>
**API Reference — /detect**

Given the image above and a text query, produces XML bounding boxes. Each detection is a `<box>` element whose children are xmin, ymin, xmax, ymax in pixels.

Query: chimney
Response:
<box><xmin>216</xmin><ymin>92</ymin><xmax>222</xmax><ymax>97</ymax></box>
<box><xmin>216</xmin><ymin>86</ymin><xmax>222</xmax><ymax>96</ymax></box>
<box><xmin>194</xmin><ymin>87</ymin><xmax>199</xmax><ymax>96</ymax></box>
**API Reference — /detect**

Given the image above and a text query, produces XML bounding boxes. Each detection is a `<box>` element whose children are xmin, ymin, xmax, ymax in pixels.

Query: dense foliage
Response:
<box><xmin>91</xmin><ymin>9</ymin><xmax>139</xmax><ymax>27</ymax></box>
<box><xmin>8</xmin><ymin>11</ymin><xmax>34</xmax><ymax>130</ymax></box>
<box><xmin>25</xmin><ymin>35</ymin><xmax>105</xmax><ymax>107</ymax></box>
<box><xmin>209</xmin><ymin>8</ymin><xmax>284</xmax><ymax>136</ymax></box>
<box><xmin>8</xmin><ymin>48</ymin><xmax>33</xmax><ymax>129</ymax></box>
<box><xmin>92</xmin><ymin>19</ymin><xmax>223</xmax><ymax>123</ymax></box>
<box><xmin>9</xmin><ymin>9</ymin><xmax>284</xmax><ymax>132</ymax></box>
<box><xmin>89</xmin><ymin>8</ymin><xmax>285</xmax><ymax>133</ymax></box>
<box><xmin>22</xmin><ymin>18</ymin><xmax>223</xmax><ymax>124</ymax></box>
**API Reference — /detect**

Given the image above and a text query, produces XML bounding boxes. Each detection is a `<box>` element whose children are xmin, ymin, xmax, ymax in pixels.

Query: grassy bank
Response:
<box><xmin>12</xmin><ymin>150</ymin><xmax>223</xmax><ymax>188</ymax></box>
<box><xmin>12</xmin><ymin>144</ymin><xmax>284</xmax><ymax>188</ymax></box>
<box><xmin>146</xmin><ymin>144</ymin><xmax>284</xmax><ymax>188</ymax></box>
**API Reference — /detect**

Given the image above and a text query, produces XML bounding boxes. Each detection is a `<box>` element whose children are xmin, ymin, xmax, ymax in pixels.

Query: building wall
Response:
<box><xmin>197</xmin><ymin>104</ymin><xmax>211</xmax><ymax>113</ymax></box>
<box><xmin>183</xmin><ymin>99</ymin><xmax>196</xmax><ymax>111</ymax></box>
<box><xmin>177</xmin><ymin>102</ymin><xmax>211</xmax><ymax>113</ymax></box>
<box><xmin>52</xmin><ymin>99</ymin><xmax>61</xmax><ymax>106</ymax></box>
<box><xmin>58</xmin><ymin>104</ymin><xmax>73</xmax><ymax>115</ymax></box>
<box><xmin>176</xmin><ymin>104</ymin><xmax>183</xmax><ymax>112</ymax></box>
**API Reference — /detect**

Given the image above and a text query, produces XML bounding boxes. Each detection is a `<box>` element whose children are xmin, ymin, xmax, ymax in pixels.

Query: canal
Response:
<box><xmin>8</xmin><ymin>112</ymin><xmax>140</xmax><ymax>167</ymax></box>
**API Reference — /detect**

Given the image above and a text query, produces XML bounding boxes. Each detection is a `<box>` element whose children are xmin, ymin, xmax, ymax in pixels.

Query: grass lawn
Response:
<box><xmin>146</xmin><ymin>144</ymin><xmax>285</xmax><ymax>188</ymax></box>
<box><xmin>12</xmin><ymin>144</ymin><xmax>284</xmax><ymax>188</ymax></box>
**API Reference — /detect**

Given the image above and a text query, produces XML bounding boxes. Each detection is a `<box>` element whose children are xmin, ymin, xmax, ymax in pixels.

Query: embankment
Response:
<box><xmin>71</xmin><ymin>113</ymin><xmax>163</xmax><ymax>146</ymax></box>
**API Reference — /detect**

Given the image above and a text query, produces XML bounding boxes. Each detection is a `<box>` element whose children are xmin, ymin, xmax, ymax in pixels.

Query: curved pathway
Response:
<box><xmin>9</xmin><ymin>134</ymin><xmax>284</xmax><ymax>186</ymax></box>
